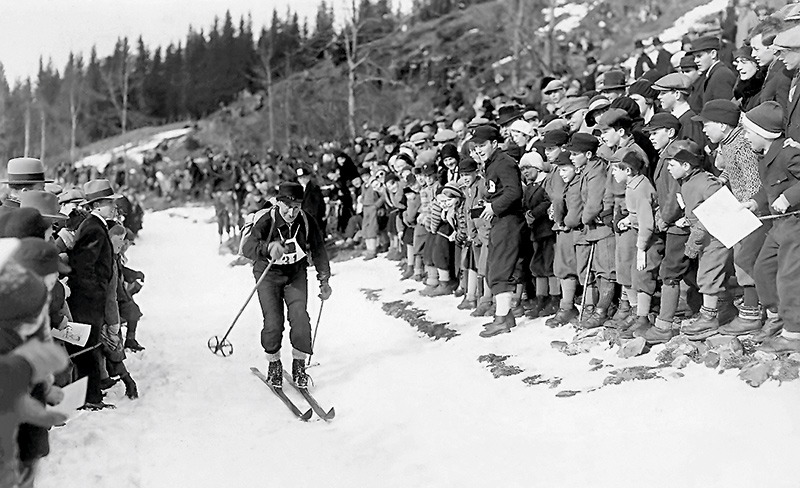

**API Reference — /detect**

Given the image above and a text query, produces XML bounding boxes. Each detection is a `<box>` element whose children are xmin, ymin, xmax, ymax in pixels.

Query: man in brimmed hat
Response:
<box><xmin>241</xmin><ymin>181</ymin><xmax>332</xmax><ymax>387</ymax></box>
<box><xmin>1</xmin><ymin>158</ymin><xmax>53</xmax><ymax>208</ymax></box>
<box><xmin>65</xmin><ymin>179</ymin><xmax>124</xmax><ymax>410</ymax></box>
<box><xmin>739</xmin><ymin>101</ymin><xmax>800</xmax><ymax>352</ymax></box>
<box><xmin>774</xmin><ymin>24</ymin><xmax>800</xmax><ymax>143</ymax></box>
<box><xmin>595</xmin><ymin>70</ymin><xmax>628</xmax><ymax>101</ymax></box>
<box><xmin>469</xmin><ymin>125</ymin><xmax>525</xmax><ymax>337</ymax></box>
<box><xmin>686</xmin><ymin>35</ymin><xmax>736</xmax><ymax>111</ymax></box>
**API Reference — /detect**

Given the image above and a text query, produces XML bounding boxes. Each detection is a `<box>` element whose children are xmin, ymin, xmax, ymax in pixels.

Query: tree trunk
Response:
<box><xmin>348</xmin><ymin>60</ymin><xmax>356</xmax><ymax>141</ymax></box>
<box><xmin>122</xmin><ymin>59</ymin><xmax>130</xmax><ymax>134</ymax></box>
<box><xmin>284</xmin><ymin>57</ymin><xmax>291</xmax><ymax>148</ymax></box>
<box><xmin>510</xmin><ymin>0</ymin><xmax>525</xmax><ymax>90</ymax></box>
<box><xmin>39</xmin><ymin>106</ymin><xmax>46</xmax><ymax>162</ymax></box>
<box><xmin>266</xmin><ymin>57</ymin><xmax>274</xmax><ymax>150</ymax></box>
<box><xmin>24</xmin><ymin>102</ymin><xmax>31</xmax><ymax>157</ymax></box>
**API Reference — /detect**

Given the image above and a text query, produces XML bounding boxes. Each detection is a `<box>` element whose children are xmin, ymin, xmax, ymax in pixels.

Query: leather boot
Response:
<box><xmin>682</xmin><ymin>306</ymin><xmax>719</xmax><ymax>339</ymax></box>
<box><xmin>623</xmin><ymin>315</ymin><xmax>651</xmax><ymax>339</ymax></box>
<box><xmin>525</xmin><ymin>296</ymin><xmax>547</xmax><ymax>318</ymax></box>
<box><xmin>471</xmin><ymin>300</ymin><xmax>494</xmax><ymax>317</ymax></box>
<box><xmin>545</xmin><ymin>307</ymin><xmax>578</xmax><ymax>328</ymax></box>
<box><xmin>458</xmin><ymin>298</ymin><xmax>477</xmax><ymax>310</ymax></box>
<box><xmin>751</xmin><ymin>313</ymin><xmax>784</xmax><ymax>342</ymax></box>
<box><xmin>639</xmin><ymin>317</ymin><xmax>676</xmax><ymax>344</ymax></box>
<box><xmin>400</xmin><ymin>265</ymin><xmax>414</xmax><ymax>280</ymax></box>
<box><xmin>719</xmin><ymin>306</ymin><xmax>763</xmax><ymax>336</ymax></box>
<box><xmin>479</xmin><ymin>312</ymin><xmax>516</xmax><ymax>337</ymax></box>
<box><xmin>580</xmin><ymin>308</ymin><xmax>608</xmax><ymax>329</ymax></box>
<box><xmin>758</xmin><ymin>334</ymin><xmax>800</xmax><ymax>353</ymax></box>
<box><xmin>539</xmin><ymin>296</ymin><xmax>560</xmax><ymax>317</ymax></box>
<box><xmin>428</xmin><ymin>280</ymin><xmax>457</xmax><ymax>297</ymax></box>
<box><xmin>605</xmin><ymin>301</ymin><xmax>632</xmax><ymax>328</ymax></box>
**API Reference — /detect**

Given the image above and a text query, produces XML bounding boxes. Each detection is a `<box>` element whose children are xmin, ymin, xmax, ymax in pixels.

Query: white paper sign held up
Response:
<box><xmin>693</xmin><ymin>186</ymin><xmax>762</xmax><ymax>248</ymax></box>
<box><xmin>51</xmin><ymin>322</ymin><xmax>91</xmax><ymax>347</ymax></box>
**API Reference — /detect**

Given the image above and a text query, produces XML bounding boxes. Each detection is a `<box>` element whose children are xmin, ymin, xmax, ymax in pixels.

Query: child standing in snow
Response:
<box><xmin>422</xmin><ymin>183</ymin><xmax>465</xmax><ymax>296</ymax></box>
<box><xmin>459</xmin><ymin>157</ymin><xmax>489</xmax><ymax>312</ymax></box>
<box><xmin>416</xmin><ymin>162</ymin><xmax>440</xmax><ymax>285</ymax></box>
<box><xmin>361</xmin><ymin>176</ymin><xmax>386</xmax><ymax>261</ymax></box>
<box><xmin>401</xmin><ymin>175</ymin><xmax>421</xmax><ymax>280</ymax></box>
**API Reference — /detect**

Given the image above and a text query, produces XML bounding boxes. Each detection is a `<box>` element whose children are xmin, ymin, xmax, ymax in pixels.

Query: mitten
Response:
<box><xmin>319</xmin><ymin>282</ymin><xmax>332</xmax><ymax>301</ymax></box>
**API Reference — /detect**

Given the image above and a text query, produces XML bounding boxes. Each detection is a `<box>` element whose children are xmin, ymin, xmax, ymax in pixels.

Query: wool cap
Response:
<box><xmin>470</xmin><ymin>125</ymin><xmax>501</xmax><ymax>144</ymax></box>
<box><xmin>596</xmin><ymin>108</ymin><xmax>632</xmax><ymax>130</ymax></box>
<box><xmin>383</xmin><ymin>134</ymin><xmax>400</xmax><ymax>145</ymax></box>
<box><xmin>0</xmin><ymin>261</ymin><xmax>48</xmax><ymax>326</ymax></box>
<box><xmin>664</xmin><ymin>139</ymin><xmax>703</xmax><ymax>167</ymax></box>
<box><xmin>609</xmin><ymin>96</ymin><xmax>641</xmax><ymax>119</ymax></box>
<box><xmin>644</xmin><ymin>113</ymin><xmax>681</xmax><ymax>133</ymax></box>
<box><xmin>742</xmin><ymin>101</ymin><xmax>784</xmax><ymax>139</ymax></box>
<box><xmin>691</xmin><ymin>99</ymin><xmax>741</xmax><ymax>127</ymax></box>
<box><xmin>553</xmin><ymin>151</ymin><xmax>574</xmax><ymax>166</ymax></box>
<box><xmin>1</xmin><ymin>158</ymin><xmax>53</xmax><ymax>185</ymax></box>
<box><xmin>653</xmin><ymin>73</ymin><xmax>693</xmax><ymax>93</ymax></box>
<box><xmin>420</xmin><ymin>162</ymin><xmax>438</xmax><ymax>176</ymax></box>
<box><xmin>686</xmin><ymin>35</ymin><xmax>721</xmax><ymax>54</ymax></box>
<box><xmin>628</xmin><ymin>79</ymin><xmax>658</xmax><ymax>100</ymax></box>
<box><xmin>619</xmin><ymin>150</ymin><xmax>646</xmax><ymax>174</ymax></box>
<box><xmin>19</xmin><ymin>191</ymin><xmax>68</xmax><ymax>223</ymax></box>
<box><xmin>542</xmin><ymin>129</ymin><xmax>570</xmax><ymax>148</ymax></box>
<box><xmin>440</xmin><ymin>144</ymin><xmax>459</xmax><ymax>162</ymax></box>
<box><xmin>277</xmin><ymin>182</ymin><xmax>304</xmax><ymax>203</ymax></box>
<box><xmin>564</xmin><ymin>133</ymin><xmax>600</xmax><ymax>154</ymax></box>
<box><xmin>414</xmin><ymin>149</ymin><xmax>437</xmax><ymax>168</ymax></box>
<box><xmin>458</xmin><ymin>157</ymin><xmax>479</xmax><ymax>174</ymax></box>
<box><xmin>12</xmin><ymin>237</ymin><xmax>70</xmax><ymax>276</ymax></box>
<box><xmin>0</xmin><ymin>208</ymin><xmax>49</xmax><ymax>239</ymax></box>
<box><xmin>440</xmin><ymin>183</ymin><xmax>464</xmax><ymax>199</ymax></box>
<box><xmin>383</xmin><ymin>172</ymin><xmax>400</xmax><ymax>184</ymax></box>
<box><xmin>519</xmin><ymin>151</ymin><xmax>549</xmax><ymax>172</ymax></box>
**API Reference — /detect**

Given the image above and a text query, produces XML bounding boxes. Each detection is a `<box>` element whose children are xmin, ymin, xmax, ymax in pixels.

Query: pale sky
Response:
<box><xmin>0</xmin><ymin>0</ymin><xmax>407</xmax><ymax>85</ymax></box>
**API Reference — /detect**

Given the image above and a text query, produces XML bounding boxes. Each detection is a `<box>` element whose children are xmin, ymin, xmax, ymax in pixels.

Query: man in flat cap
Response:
<box><xmin>687</xmin><ymin>35</ymin><xmax>736</xmax><ymax>111</ymax></box>
<box><xmin>653</xmin><ymin>73</ymin><xmax>709</xmax><ymax>156</ymax></box>
<box><xmin>242</xmin><ymin>182</ymin><xmax>332</xmax><ymax>388</ymax></box>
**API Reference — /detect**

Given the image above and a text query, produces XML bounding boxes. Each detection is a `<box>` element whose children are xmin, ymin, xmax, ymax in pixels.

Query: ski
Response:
<box><xmin>250</xmin><ymin>367</ymin><xmax>312</xmax><ymax>421</ymax></box>
<box><xmin>282</xmin><ymin>370</ymin><xmax>336</xmax><ymax>421</ymax></box>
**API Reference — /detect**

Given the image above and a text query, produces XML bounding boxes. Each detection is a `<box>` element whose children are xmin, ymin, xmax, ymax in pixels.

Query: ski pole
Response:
<box><xmin>307</xmin><ymin>300</ymin><xmax>325</xmax><ymax>367</ymax></box>
<box><xmin>208</xmin><ymin>257</ymin><xmax>279</xmax><ymax>357</ymax></box>
<box><xmin>759</xmin><ymin>210</ymin><xmax>800</xmax><ymax>220</ymax></box>
<box><xmin>68</xmin><ymin>343</ymin><xmax>102</xmax><ymax>359</ymax></box>
<box><xmin>578</xmin><ymin>243</ymin><xmax>596</xmax><ymax>324</ymax></box>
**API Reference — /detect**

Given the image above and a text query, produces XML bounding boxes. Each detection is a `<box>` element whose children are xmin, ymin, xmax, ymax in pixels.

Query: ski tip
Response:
<box><xmin>323</xmin><ymin>407</ymin><xmax>336</xmax><ymax>420</ymax></box>
<box><xmin>300</xmin><ymin>409</ymin><xmax>313</xmax><ymax>421</ymax></box>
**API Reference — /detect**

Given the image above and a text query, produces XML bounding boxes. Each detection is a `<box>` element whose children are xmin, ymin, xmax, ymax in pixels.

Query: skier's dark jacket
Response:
<box><xmin>242</xmin><ymin>207</ymin><xmax>331</xmax><ymax>283</ymax></box>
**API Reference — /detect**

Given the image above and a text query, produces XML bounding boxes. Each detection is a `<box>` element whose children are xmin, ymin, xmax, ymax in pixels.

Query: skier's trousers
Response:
<box><xmin>254</xmin><ymin>261</ymin><xmax>312</xmax><ymax>355</ymax></box>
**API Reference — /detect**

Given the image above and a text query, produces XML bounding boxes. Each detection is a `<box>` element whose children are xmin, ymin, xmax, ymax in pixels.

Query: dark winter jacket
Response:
<box><xmin>302</xmin><ymin>180</ymin><xmax>326</xmax><ymax>230</ymax></box>
<box><xmin>733</xmin><ymin>67</ymin><xmax>767</xmax><ymax>112</ymax></box>
<box><xmin>522</xmin><ymin>176</ymin><xmax>553</xmax><ymax>240</ymax></box>
<box><xmin>485</xmin><ymin>150</ymin><xmax>523</xmax><ymax>218</ymax></box>
<box><xmin>242</xmin><ymin>208</ymin><xmax>331</xmax><ymax>283</ymax></box>
<box><xmin>67</xmin><ymin>214</ymin><xmax>115</xmax><ymax>326</ymax></box>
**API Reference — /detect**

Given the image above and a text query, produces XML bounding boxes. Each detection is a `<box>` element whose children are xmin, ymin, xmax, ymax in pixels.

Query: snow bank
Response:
<box><xmin>75</xmin><ymin>127</ymin><xmax>193</xmax><ymax>171</ymax></box>
<box><xmin>37</xmin><ymin>208</ymin><xmax>800</xmax><ymax>488</ymax></box>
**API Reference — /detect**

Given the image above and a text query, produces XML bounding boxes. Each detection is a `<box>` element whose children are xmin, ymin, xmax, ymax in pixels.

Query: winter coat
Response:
<box><xmin>301</xmin><ymin>180</ymin><xmax>326</xmax><ymax>230</ymax></box>
<box><xmin>522</xmin><ymin>176</ymin><xmax>553</xmax><ymax>240</ymax></box>
<box><xmin>755</xmin><ymin>137</ymin><xmax>800</xmax><ymax>216</ymax></box>
<box><xmin>696</xmin><ymin>61</ymin><xmax>736</xmax><ymax>110</ymax></box>
<box><xmin>67</xmin><ymin>214</ymin><xmax>115</xmax><ymax>327</ymax></box>
<box><xmin>0</xmin><ymin>350</ymin><xmax>30</xmax><ymax>488</ymax></box>
<box><xmin>733</xmin><ymin>67</ymin><xmax>767</xmax><ymax>112</ymax></box>
<box><xmin>360</xmin><ymin>187</ymin><xmax>385</xmax><ymax>239</ymax></box>
<box><xmin>485</xmin><ymin>150</ymin><xmax>523</xmax><ymax>218</ymax></box>
<box><xmin>653</xmin><ymin>140</ymin><xmax>688</xmax><ymax>235</ymax></box>
<box><xmin>759</xmin><ymin>59</ymin><xmax>791</xmax><ymax>109</ymax></box>
<box><xmin>464</xmin><ymin>177</ymin><xmax>489</xmax><ymax>244</ymax></box>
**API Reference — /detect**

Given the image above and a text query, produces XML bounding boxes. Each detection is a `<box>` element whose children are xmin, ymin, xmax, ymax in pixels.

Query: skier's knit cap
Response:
<box><xmin>653</xmin><ymin>73</ymin><xmax>692</xmax><ymax>93</ymax></box>
<box><xmin>415</xmin><ymin>149</ymin><xmax>437</xmax><ymax>168</ymax></box>
<box><xmin>553</xmin><ymin>151</ymin><xmax>574</xmax><ymax>166</ymax></box>
<box><xmin>0</xmin><ymin>261</ymin><xmax>48</xmax><ymax>326</ymax></box>
<box><xmin>664</xmin><ymin>139</ymin><xmax>703</xmax><ymax>167</ymax></box>
<box><xmin>0</xmin><ymin>208</ymin><xmax>48</xmax><ymax>239</ymax></box>
<box><xmin>470</xmin><ymin>125</ymin><xmax>501</xmax><ymax>144</ymax></box>
<box><xmin>564</xmin><ymin>133</ymin><xmax>600</xmax><ymax>154</ymax></box>
<box><xmin>644</xmin><ymin>113</ymin><xmax>681</xmax><ymax>133</ymax></box>
<box><xmin>691</xmin><ymin>100</ymin><xmax>741</xmax><ymax>127</ymax></box>
<box><xmin>742</xmin><ymin>101</ymin><xmax>784</xmax><ymax>140</ymax></box>
<box><xmin>686</xmin><ymin>35</ymin><xmax>721</xmax><ymax>54</ymax></box>
<box><xmin>619</xmin><ymin>150</ymin><xmax>646</xmax><ymax>174</ymax></box>
<box><xmin>457</xmin><ymin>157</ymin><xmax>478</xmax><ymax>174</ymax></box>
<box><xmin>519</xmin><ymin>151</ymin><xmax>550</xmax><ymax>172</ymax></box>
<box><xmin>440</xmin><ymin>183</ymin><xmax>464</xmax><ymax>200</ymax></box>
<box><xmin>508</xmin><ymin>119</ymin><xmax>535</xmax><ymax>137</ymax></box>
<box><xmin>628</xmin><ymin>79</ymin><xmax>658</xmax><ymax>100</ymax></box>
<box><xmin>12</xmin><ymin>237</ymin><xmax>70</xmax><ymax>276</ymax></box>
<box><xmin>276</xmin><ymin>182</ymin><xmax>304</xmax><ymax>203</ymax></box>
<box><xmin>542</xmin><ymin>129</ymin><xmax>569</xmax><ymax>148</ymax></box>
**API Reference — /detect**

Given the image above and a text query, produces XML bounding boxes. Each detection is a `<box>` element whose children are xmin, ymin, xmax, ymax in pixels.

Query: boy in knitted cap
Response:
<box><xmin>665</xmin><ymin>141</ymin><xmax>731</xmax><ymax>339</ymax></box>
<box><xmin>742</xmin><ymin>101</ymin><xmax>800</xmax><ymax>352</ymax></box>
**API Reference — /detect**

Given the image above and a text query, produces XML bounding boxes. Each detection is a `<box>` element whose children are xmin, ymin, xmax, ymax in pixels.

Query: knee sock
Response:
<box><xmin>560</xmin><ymin>278</ymin><xmax>577</xmax><ymax>309</ymax></box>
<box><xmin>623</xmin><ymin>286</ymin><xmax>634</xmax><ymax>307</ymax></box>
<box><xmin>437</xmin><ymin>268</ymin><xmax>451</xmax><ymax>283</ymax></box>
<box><xmin>406</xmin><ymin>245</ymin><xmax>414</xmax><ymax>263</ymax></box>
<box><xmin>366</xmin><ymin>238</ymin><xmax>377</xmax><ymax>252</ymax></box>
<box><xmin>535</xmin><ymin>277</ymin><xmax>549</xmax><ymax>297</ymax></box>
<box><xmin>742</xmin><ymin>285</ymin><xmax>759</xmax><ymax>308</ymax></box>
<box><xmin>548</xmin><ymin>277</ymin><xmax>560</xmax><ymax>297</ymax></box>
<box><xmin>425</xmin><ymin>265</ymin><xmax>439</xmax><ymax>286</ymax></box>
<box><xmin>292</xmin><ymin>348</ymin><xmax>308</xmax><ymax>361</ymax></box>
<box><xmin>125</xmin><ymin>318</ymin><xmax>138</xmax><ymax>341</ymax></box>
<box><xmin>414</xmin><ymin>255</ymin><xmax>423</xmax><ymax>273</ymax></box>
<box><xmin>495</xmin><ymin>292</ymin><xmax>513</xmax><ymax>317</ymax></box>
<box><xmin>637</xmin><ymin>292</ymin><xmax>652</xmax><ymax>317</ymax></box>
<box><xmin>467</xmin><ymin>270</ymin><xmax>479</xmax><ymax>301</ymax></box>
<box><xmin>703</xmin><ymin>294</ymin><xmax>719</xmax><ymax>310</ymax></box>
<box><xmin>482</xmin><ymin>278</ymin><xmax>492</xmax><ymax>300</ymax></box>
<box><xmin>266</xmin><ymin>351</ymin><xmax>281</xmax><ymax>362</ymax></box>
<box><xmin>583</xmin><ymin>284</ymin><xmax>596</xmax><ymax>307</ymax></box>
<box><xmin>513</xmin><ymin>284</ymin><xmax>523</xmax><ymax>306</ymax></box>
<box><xmin>659</xmin><ymin>284</ymin><xmax>680</xmax><ymax>321</ymax></box>
<box><xmin>597</xmin><ymin>278</ymin><xmax>615</xmax><ymax>310</ymax></box>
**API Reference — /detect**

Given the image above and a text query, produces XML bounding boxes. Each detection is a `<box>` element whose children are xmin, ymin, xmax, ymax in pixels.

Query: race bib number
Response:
<box><xmin>487</xmin><ymin>180</ymin><xmax>496</xmax><ymax>194</ymax></box>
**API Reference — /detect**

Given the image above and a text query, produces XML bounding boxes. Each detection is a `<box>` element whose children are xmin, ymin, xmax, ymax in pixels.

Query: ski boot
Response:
<box><xmin>638</xmin><ymin>318</ymin><xmax>675</xmax><ymax>344</ymax></box>
<box><xmin>400</xmin><ymin>266</ymin><xmax>414</xmax><ymax>280</ymax></box>
<box><xmin>719</xmin><ymin>306</ymin><xmax>762</xmax><ymax>336</ymax></box>
<box><xmin>579</xmin><ymin>308</ymin><xmax>608</xmax><ymax>330</ymax></box>
<box><xmin>267</xmin><ymin>360</ymin><xmax>283</xmax><ymax>388</ymax></box>
<box><xmin>121</xmin><ymin>373</ymin><xmax>139</xmax><ymax>399</ymax></box>
<box><xmin>457</xmin><ymin>297</ymin><xmax>477</xmax><ymax>310</ymax></box>
<box><xmin>292</xmin><ymin>359</ymin><xmax>309</xmax><ymax>389</ymax></box>
<box><xmin>471</xmin><ymin>300</ymin><xmax>494</xmax><ymax>317</ymax></box>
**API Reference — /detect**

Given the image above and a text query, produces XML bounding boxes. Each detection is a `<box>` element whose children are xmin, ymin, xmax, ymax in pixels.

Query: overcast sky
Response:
<box><xmin>0</xmin><ymin>0</ymin><xmax>407</xmax><ymax>84</ymax></box>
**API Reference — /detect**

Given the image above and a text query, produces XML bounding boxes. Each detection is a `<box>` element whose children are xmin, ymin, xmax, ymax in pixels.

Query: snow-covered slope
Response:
<box><xmin>38</xmin><ymin>207</ymin><xmax>800</xmax><ymax>488</ymax></box>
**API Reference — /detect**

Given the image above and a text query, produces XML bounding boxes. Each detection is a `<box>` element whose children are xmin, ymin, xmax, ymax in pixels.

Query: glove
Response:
<box><xmin>684</xmin><ymin>240</ymin><xmax>703</xmax><ymax>259</ymax></box>
<box><xmin>319</xmin><ymin>282</ymin><xmax>332</xmax><ymax>301</ymax></box>
<box><xmin>267</xmin><ymin>242</ymin><xmax>285</xmax><ymax>261</ymax></box>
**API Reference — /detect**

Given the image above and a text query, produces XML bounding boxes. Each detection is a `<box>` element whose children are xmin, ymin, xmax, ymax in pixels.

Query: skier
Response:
<box><xmin>242</xmin><ymin>182</ymin><xmax>331</xmax><ymax>388</ymax></box>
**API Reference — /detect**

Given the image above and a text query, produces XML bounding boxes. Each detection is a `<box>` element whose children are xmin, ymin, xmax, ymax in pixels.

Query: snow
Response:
<box><xmin>37</xmin><ymin>207</ymin><xmax>800</xmax><ymax>488</ymax></box>
<box><xmin>74</xmin><ymin>127</ymin><xmax>193</xmax><ymax>171</ymax></box>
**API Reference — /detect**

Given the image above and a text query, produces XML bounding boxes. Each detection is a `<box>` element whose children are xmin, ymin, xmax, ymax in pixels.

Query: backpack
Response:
<box><xmin>237</xmin><ymin>206</ymin><xmax>311</xmax><ymax>259</ymax></box>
